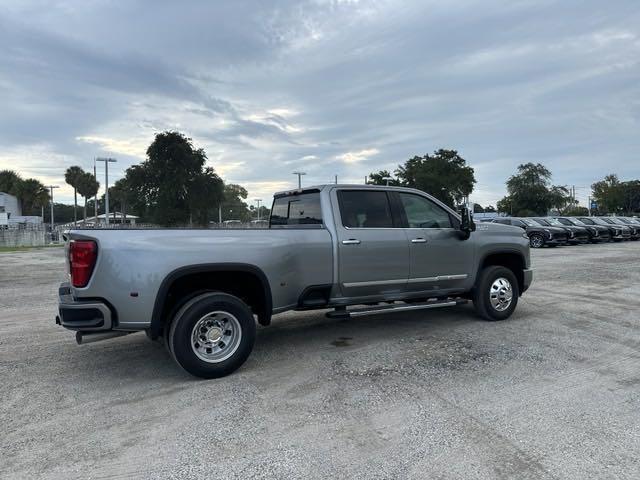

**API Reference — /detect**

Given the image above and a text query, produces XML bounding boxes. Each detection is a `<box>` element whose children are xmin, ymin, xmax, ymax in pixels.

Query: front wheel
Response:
<box><xmin>168</xmin><ymin>292</ymin><xmax>256</xmax><ymax>378</ymax></box>
<box><xmin>529</xmin><ymin>234</ymin><xmax>544</xmax><ymax>248</ymax></box>
<box><xmin>473</xmin><ymin>266</ymin><xmax>519</xmax><ymax>321</ymax></box>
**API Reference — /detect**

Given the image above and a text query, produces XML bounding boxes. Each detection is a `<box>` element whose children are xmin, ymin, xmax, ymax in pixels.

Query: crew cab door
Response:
<box><xmin>394</xmin><ymin>192</ymin><xmax>475</xmax><ymax>293</ymax></box>
<box><xmin>334</xmin><ymin>189</ymin><xmax>409</xmax><ymax>297</ymax></box>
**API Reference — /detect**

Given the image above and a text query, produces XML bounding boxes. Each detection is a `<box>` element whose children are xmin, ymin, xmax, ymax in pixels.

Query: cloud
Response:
<box><xmin>0</xmin><ymin>0</ymin><xmax>639</xmax><ymax>208</ymax></box>
<box><xmin>336</xmin><ymin>148</ymin><xmax>380</xmax><ymax>164</ymax></box>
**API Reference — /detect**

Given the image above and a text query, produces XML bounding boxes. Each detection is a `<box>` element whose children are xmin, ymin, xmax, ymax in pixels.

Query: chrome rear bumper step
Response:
<box><xmin>326</xmin><ymin>298</ymin><xmax>467</xmax><ymax>319</ymax></box>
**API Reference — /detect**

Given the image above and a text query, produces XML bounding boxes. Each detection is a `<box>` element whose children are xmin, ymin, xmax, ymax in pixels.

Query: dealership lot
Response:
<box><xmin>1</xmin><ymin>243</ymin><xmax>639</xmax><ymax>479</ymax></box>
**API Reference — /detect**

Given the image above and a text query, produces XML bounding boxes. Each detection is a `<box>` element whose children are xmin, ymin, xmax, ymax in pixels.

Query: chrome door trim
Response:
<box><xmin>407</xmin><ymin>274</ymin><xmax>468</xmax><ymax>283</ymax></box>
<box><xmin>343</xmin><ymin>278</ymin><xmax>407</xmax><ymax>288</ymax></box>
<box><xmin>344</xmin><ymin>274</ymin><xmax>467</xmax><ymax>288</ymax></box>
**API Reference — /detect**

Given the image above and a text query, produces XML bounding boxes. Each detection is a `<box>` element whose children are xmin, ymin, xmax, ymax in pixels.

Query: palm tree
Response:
<box><xmin>65</xmin><ymin>166</ymin><xmax>85</xmax><ymax>226</ymax></box>
<box><xmin>19</xmin><ymin>178</ymin><xmax>50</xmax><ymax>215</ymax></box>
<box><xmin>109</xmin><ymin>178</ymin><xmax>130</xmax><ymax>222</ymax></box>
<box><xmin>0</xmin><ymin>170</ymin><xmax>23</xmax><ymax>197</ymax></box>
<box><xmin>77</xmin><ymin>172</ymin><xmax>100</xmax><ymax>223</ymax></box>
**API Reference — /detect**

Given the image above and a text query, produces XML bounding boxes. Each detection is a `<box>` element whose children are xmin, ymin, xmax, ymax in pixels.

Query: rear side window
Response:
<box><xmin>270</xmin><ymin>192</ymin><xmax>323</xmax><ymax>228</ymax></box>
<box><xmin>338</xmin><ymin>191</ymin><xmax>393</xmax><ymax>228</ymax></box>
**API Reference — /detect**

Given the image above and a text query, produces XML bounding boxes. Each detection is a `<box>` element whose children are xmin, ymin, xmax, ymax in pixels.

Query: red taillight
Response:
<box><xmin>69</xmin><ymin>240</ymin><xmax>97</xmax><ymax>288</ymax></box>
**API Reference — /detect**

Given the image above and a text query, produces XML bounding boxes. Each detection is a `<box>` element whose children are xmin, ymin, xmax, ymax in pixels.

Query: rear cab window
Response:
<box><xmin>337</xmin><ymin>190</ymin><xmax>395</xmax><ymax>228</ymax></box>
<box><xmin>270</xmin><ymin>191</ymin><xmax>323</xmax><ymax>228</ymax></box>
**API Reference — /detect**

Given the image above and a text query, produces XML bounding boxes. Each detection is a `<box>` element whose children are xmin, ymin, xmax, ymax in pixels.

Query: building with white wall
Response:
<box><xmin>0</xmin><ymin>192</ymin><xmax>22</xmax><ymax>218</ymax></box>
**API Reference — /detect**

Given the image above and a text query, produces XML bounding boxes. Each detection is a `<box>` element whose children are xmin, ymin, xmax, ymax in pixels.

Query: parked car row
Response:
<box><xmin>489</xmin><ymin>216</ymin><xmax>640</xmax><ymax>248</ymax></box>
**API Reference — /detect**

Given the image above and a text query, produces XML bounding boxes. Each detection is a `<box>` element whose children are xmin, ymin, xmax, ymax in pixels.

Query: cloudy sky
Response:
<box><xmin>1</xmin><ymin>0</ymin><xmax>638</xmax><ymax>207</ymax></box>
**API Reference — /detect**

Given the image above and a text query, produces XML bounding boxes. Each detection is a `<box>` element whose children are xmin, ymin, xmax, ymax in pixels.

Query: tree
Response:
<box><xmin>220</xmin><ymin>184</ymin><xmax>251</xmax><ymax>222</ymax></box>
<box><xmin>591</xmin><ymin>174</ymin><xmax>640</xmax><ymax>214</ymax></box>
<box><xmin>65</xmin><ymin>166</ymin><xmax>85</xmax><ymax>225</ymax></box>
<box><xmin>367</xmin><ymin>170</ymin><xmax>400</xmax><ymax>186</ymax></box>
<box><xmin>18</xmin><ymin>178</ymin><xmax>50</xmax><ymax>215</ymax></box>
<box><xmin>620</xmin><ymin>180</ymin><xmax>640</xmax><ymax>214</ymax></box>
<box><xmin>563</xmin><ymin>206</ymin><xmax>589</xmax><ymax>216</ymax></box>
<box><xmin>497</xmin><ymin>163</ymin><xmax>571</xmax><ymax>216</ymax></box>
<box><xmin>250</xmin><ymin>205</ymin><xmax>271</xmax><ymax>221</ymax></box>
<box><xmin>76</xmin><ymin>172</ymin><xmax>100</xmax><ymax>222</ymax></box>
<box><xmin>472</xmin><ymin>203</ymin><xmax>484</xmax><ymax>213</ymax></box>
<box><xmin>496</xmin><ymin>196</ymin><xmax>513</xmax><ymax>215</ymax></box>
<box><xmin>395</xmin><ymin>149</ymin><xmax>475</xmax><ymax>207</ymax></box>
<box><xmin>123</xmin><ymin>131</ymin><xmax>224</xmax><ymax>226</ymax></box>
<box><xmin>108</xmin><ymin>178</ymin><xmax>131</xmax><ymax>221</ymax></box>
<box><xmin>0</xmin><ymin>170</ymin><xmax>23</xmax><ymax>196</ymax></box>
<box><xmin>42</xmin><ymin>203</ymin><xmax>77</xmax><ymax>224</ymax></box>
<box><xmin>186</xmin><ymin>167</ymin><xmax>224</xmax><ymax>225</ymax></box>
<box><xmin>548</xmin><ymin>185</ymin><xmax>574</xmax><ymax>214</ymax></box>
<box><xmin>484</xmin><ymin>205</ymin><xmax>496</xmax><ymax>213</ymax></box>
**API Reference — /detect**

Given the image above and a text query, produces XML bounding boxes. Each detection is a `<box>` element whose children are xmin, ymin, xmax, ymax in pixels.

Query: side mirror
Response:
<box><xmin>460</xmin><ymin>205</ymin><xmax>476</xmax><ymax>239</ymax></box>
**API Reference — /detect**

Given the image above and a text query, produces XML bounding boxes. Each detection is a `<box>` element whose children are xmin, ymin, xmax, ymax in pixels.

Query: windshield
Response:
<box><xmin>534</xmin><ymin>218</ymin><xmax>551</xmax><ymax>226</ymax></box>
<box><xmin>520</xmin><ymin>218</ymin><xmax>541</xmax><ymax>227</ymax></box>
<box><xmin>577</xmin><ymin>217</ymin><xmax>596</xmax><ymax>225</ymax></box>
<box><xmin>601</xmin><ymin>218</ymin><xmax>616</xmax><ymax>225</ymax></box>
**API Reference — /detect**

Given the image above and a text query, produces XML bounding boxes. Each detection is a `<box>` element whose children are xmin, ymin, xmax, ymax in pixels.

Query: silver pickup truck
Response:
<box><xmin>57</xmin><ymin>185</ymin><xmax>533</xmax><ymax>378</ymax></box>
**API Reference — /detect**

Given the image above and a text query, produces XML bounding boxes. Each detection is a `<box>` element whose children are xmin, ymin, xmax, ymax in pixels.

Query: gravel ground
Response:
<box><xmin>1</xmin><ymin>242</ymin><xmax>640</xmax><ymax>479</ymax></box>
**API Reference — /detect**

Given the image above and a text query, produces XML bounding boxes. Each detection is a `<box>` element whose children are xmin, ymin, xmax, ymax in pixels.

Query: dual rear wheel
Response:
<box><xmin>166</xmin><ymin>292</ymin><xmax>256</xmax><ymax>379</ymax></box>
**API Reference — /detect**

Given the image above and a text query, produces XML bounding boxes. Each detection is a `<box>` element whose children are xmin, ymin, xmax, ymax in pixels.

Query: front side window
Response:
<box><xmin>338</xmin><ymin>190</ymin><xmax>393</xmax><ymax>228</ymax></box>
<box><xmin>399</xmin><ymin>193</ymin><xmax>452</xmax><ymax>228</ymax></box>
<box><xmin>270</xmin><ymin>192</ymin><xmax>323</xmax><ymax>228</ymax></box>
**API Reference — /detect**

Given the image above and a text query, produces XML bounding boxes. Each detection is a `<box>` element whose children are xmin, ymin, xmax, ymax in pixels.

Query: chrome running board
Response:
<box><xmin>326</xmin><ymin>298</ymin><xmax>467</xmax><ymax>319</ymax></box>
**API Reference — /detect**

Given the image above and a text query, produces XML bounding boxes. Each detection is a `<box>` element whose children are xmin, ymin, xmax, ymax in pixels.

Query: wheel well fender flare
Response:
<box><xmin>149</xmin><ymin>263</ymin><xmax>272</xmax><ymax>339</ymax></box>
<box><xmin>475</xmin><ymin>249</ymin><xmax>527</xmax><ymax>295</ymax></box>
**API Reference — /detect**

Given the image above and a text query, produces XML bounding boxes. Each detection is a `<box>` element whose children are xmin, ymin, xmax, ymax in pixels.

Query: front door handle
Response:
<box><xmin>342</xmin><ymin>239</ymin><xmax>361</xmax><ymax>245</ymax></box>
<box><xmin>411</xmin><ymin>237</ymin><xmax>427</xmax><ymax>243</ymax></box>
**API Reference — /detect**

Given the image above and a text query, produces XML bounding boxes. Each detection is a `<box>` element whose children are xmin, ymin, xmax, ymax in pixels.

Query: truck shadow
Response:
<box><xmin>62</xmin><ymin>303</ymin><xmax>531</xmax><ymax>385</ymax></box>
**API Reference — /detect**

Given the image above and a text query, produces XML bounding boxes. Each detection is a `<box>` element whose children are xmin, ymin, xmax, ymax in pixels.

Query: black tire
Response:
<box><xmin>168</xmin><ymin>292</ymin><xmax>256</xmax><ymax>379</ymax></box>
<box><xmin>529</xmin><ymin>234</ymin><xmax>544</xmax><ymax>248</ymax></box>
<box><xmin>472</xmin><ymin>266</ymin><xmax>519</xmax><ymax>321</ymax></box>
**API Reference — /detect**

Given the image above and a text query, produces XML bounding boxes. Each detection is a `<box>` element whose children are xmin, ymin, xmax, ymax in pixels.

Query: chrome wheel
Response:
<box><xmin>489</xmin><ymin>277</ymin><xmax>513</xmax><ymax>312</ymax></box>
<box><xmin>530</xmin><ymin>235</ymin><xmax>544</xmax><ymax>248</ymax></box>
<box><xmin>190</xmin><ymin>311</ymin><xmax>242</xmax><ymax>363</ymax></box>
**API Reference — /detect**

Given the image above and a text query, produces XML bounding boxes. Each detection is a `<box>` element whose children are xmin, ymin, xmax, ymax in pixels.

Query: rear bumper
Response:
<box><xmin>57</xmin><ymin>283</ymin><xmax>114</xmax><ymax>332</ymax></box>
<box><xmin>522</xmin><ymin>268</ymin><xmax>533</xmax><ymax>294</ymax></box>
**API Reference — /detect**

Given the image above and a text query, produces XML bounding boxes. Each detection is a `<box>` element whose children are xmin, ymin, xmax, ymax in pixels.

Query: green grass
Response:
<box><xmin>0</xmin><ymin>244</ymin><xmax>64</xmax><ymax>253</ymax></box>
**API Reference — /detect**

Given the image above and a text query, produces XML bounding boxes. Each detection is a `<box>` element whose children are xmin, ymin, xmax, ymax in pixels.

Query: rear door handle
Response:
<box><xmin>411</xmin><ymin>238</ymin><xmax>427</xmax><ymax>243</ymax></box>
<box><xmin>342</xmin><ymin>239</ymin><xmax>361</xmax><ymax>245</ymax></box>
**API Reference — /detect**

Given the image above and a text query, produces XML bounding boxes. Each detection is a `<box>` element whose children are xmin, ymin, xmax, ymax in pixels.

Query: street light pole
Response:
<box><xmin>96</xmin><ymin>158</ymin><xmax>117</xmax><ymax>225</ymax></box>
<box><xmin>47</xmin><ymin>185</ymin><xmax>59</xmax><ymax>238</ymax></box>
<box><xmin>292</xmin><ymin>171</ymin><xmax>306</xmax><ymax>189</ymax></box>
<box><xmin>93</xmin><ymin>158</ymin><xmax>98</xmax><ymax>220</ymax></box>
<box><xmin>254</xmin><ymin>199</ymin><xmax>262</xmax><ymax>221</ymax></box>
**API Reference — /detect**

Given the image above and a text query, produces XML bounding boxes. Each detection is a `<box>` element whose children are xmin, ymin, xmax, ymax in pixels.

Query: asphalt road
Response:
<box><xmin>1</xmin><ymin>242</ymin><xmax>639</xmax><ymax>479</ymax></box>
